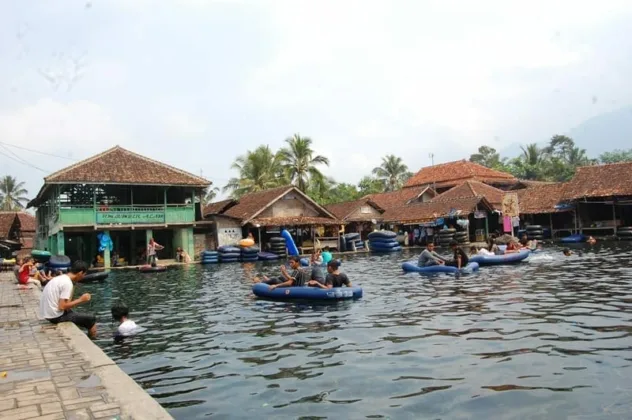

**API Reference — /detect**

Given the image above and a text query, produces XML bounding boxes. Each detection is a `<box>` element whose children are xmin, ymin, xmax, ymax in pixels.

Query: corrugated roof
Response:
<box><xmin>432</xmin><ymin>180</ymin><xmax>505</xmax><ymax>209</ymax></box>
<box><xmin>561</xmin><ymin>162</ymin><xmax>632</xmax><ymax>200</ymax></box>
<box><xmin>382</xmin><ymin>196</ymin><xmax>491</xmax><ymax>224</ymax></box>
<box><xmin>404</xmin><ymin>159</ymin><xmax>516</xmax><ymax>188</ymax></box>
<box><xmin>517</xmin><ymin>183</ymin><xmax>568</xmax><ymax>214</ymax></box>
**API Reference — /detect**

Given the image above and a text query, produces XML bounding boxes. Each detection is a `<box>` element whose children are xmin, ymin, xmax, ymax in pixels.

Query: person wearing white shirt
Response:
<box><xmin>111</xmin><ymin>303</ymin><xmax>141</xmax><ymax>337</ymax></box>
<box><xmin>39</xmin><ymin>261</ymin><xmax>96</xmax><ymax>338</ymax></box>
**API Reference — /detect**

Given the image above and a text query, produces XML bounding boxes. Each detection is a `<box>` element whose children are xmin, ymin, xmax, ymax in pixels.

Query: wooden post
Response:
<box><xmin>613</xmin><ymin>203</ymin><xmax>617</xmax><ymax>236</ymax></box>
<box><xmin>164</xmin><ymin>188</ymin><xmax>168</xmax><ymax>223</ymax></box>
<box><xmin>103</xmin><ymin>230</ymin><xmax>111</xmax><ymax>269</ymax></box>
<box><xmin>92</xmin><ymin>186</ymin><xmax>97</xmax><ymax>225</ymax></box>
<box><xmin>549</xmin><ymin>213</ymin><xmax>553</xmax><ymax>238</ymax></box>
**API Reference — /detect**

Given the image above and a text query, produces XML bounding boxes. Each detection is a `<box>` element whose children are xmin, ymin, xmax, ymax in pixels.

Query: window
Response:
<box><xmin>360</xmin><ymin>206</ymin><xmax>372</xmax><ymax>214</ymax></box>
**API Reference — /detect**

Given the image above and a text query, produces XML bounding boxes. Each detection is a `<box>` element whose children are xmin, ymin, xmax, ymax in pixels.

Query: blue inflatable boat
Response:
<box><xmin>252</xmin><ymin>283</ymin><xmax>362</xmax><ymax>300</ymax></box>
<box><xmin>402</xmin><ymin>261</ymin><xmax>479</xmax><ymax>274</ymax></box>
<box><xmin>469</xmin><ymin>250</ymin><xmax>530</xmax><ymax>266</ymax></box>
<box><xmin>281</xmin><ymin>229</ymin><xmax>300</xmax><ymax>256</ymax></box>
<box><xmin>561</xmin><ymin>234</ymin><xmax>585</xmax><ymax>243</ymax></box>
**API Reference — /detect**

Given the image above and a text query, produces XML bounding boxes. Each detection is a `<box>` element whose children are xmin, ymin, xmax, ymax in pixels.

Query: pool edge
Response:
<box><xmin>58</xmin><ymin>323</ymin><xmax>174</xmax><ymax>420</ymax></box>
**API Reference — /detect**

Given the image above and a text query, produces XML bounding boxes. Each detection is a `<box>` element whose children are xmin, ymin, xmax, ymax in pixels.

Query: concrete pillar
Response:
<box><xmin>130</xmin><ymin>230</ymin><xmax>136</xmax><ymax>265</ymax></box>
<box><xmin>185</xmin><ymin>227</ymin><xmax>194</xmax><ymax>257</ymax></box>
<box><xmin>56</xmin><ymin>231</ymin><xmax>65</xmax><ymax>255</ymax></box>
<box><xmin>145</xmin><ymin>229</ymin><xmax>153</xmax><ymax>263</ymax></box>
<box><xmin>103</xmin><ymin>230</ymin><xmax>111</xmax><ymax>268</ymax></box>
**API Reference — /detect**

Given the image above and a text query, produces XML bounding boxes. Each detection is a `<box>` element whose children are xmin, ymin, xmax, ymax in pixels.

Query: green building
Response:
<box><xmin>27</xmin><ymin>146</ymin><xmax>211</xmax><ymax>267</ymax></box>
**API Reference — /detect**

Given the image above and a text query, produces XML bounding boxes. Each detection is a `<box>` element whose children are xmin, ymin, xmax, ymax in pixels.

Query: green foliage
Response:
<box><xmin>469</xmin><ymin>146</ymin><xmax>508</xmax><ymax>171</ymax></box>
<box><xmin>0</xmin><ymin>175</ymin><xmax>29</xmax><ymax>210</ymax></box>
<box><xmin>223</xmin><ymin>145</ymin><xmax>286</xmax><ymax>198</ymax></box>
<box><xmin>357</xmin><ymin>176</ymin><xmax>385</xmax><ymax>197</ymax></box>
<box><xmin>278</xmin><ymin>134</ymin><xmax>329</xmax><ymax>192</ymax></box>
<box><xmin>372</xmin><ymin>155</ymin><xmax>412</xmax><ymax>192</ymax></box>
<box><xmin>599</xmin><ymin>149</ymin><xmax>632</xmax><ymax>164</ymax></box>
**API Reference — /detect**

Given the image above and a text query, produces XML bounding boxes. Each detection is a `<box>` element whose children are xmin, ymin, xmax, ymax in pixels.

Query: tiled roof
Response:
<box><xmin>249</xmin><ymin>216</ymin><xmax>341</xmax><ymax>227</ymax></box>
<box><xmin>16</xmin><ymin>212</ymin><xmax>36</xmax><ymax>232</ymax></box>
<box><xmin>561</xmin><ymin>162</ymin><xmax>632</xmax><ymax>200</ymax></box>
<box><xmin>203</xmin><ymin>199</ymin><xmax>236</xmax><ymax>216</ymax></box>
<box><xmin>517</xmin><ymin>183</ymin><xmax>568</xmax><ymax>214</ymax></box>
<box><xmin>366</xmin><ymin>187</ymin><xmax>432</xmax><ymax>209</ymax></box>
<box><xmin>0</xmin><ymin>212</ymin><xmax>18</xmax><ymax>238</ymax></box>
<box><xmin>206</xmin><ymin>185</ymin><xmax>339</xmax><ymax>226</ymax></box>
<box><xmin>43</xmin><ymin>146</ymin><xmax>210</xmax><ymax>186</ymax></box>
<box><xmin>432</xmin><ymin>180</ymin><xmax>505</xmax><ymax>208</ymax></box>
<box><xmin>404</xmin><ymin>159</ymin><xmax>516</xmax><ymax>188</ymax></box>
<box><xmin>383</xmin><ymin>197</ymin><xmax>491</xmax><ymax>224</ymax></box>
<box><xmin>325</xmin><ymin>199</ymin><xmax>384</xmax><ymax>222</ymax></box>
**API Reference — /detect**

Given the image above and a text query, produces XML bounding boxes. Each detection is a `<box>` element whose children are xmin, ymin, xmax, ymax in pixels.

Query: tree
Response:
<box><xmin>202</xmin><ymin>186</ymin><xmax>220</xmax><ymax>205</ymax></box>
<box><xmin>542</xmin><ymin>135</ymin><xmax>593</xmax><ymax>181</ymax></box>
<box><xmin>0</xmin><ymin>175</ymin><xmax>28</xmax><ymax>210</ymax></box>
<box><xmin>357</xmin><ymin>176</ymin><xmax>384</xmax><ymax>197</ymax></box>
<box><xmin>469</xmin><ymin>145</ymin><xmax>507</xmax><ymax>170</ymax></box>
<box><xmin>508</xmin><ymin>143</ymin><xmax>546</xmax><ymax>180</ymax></box>
<box><xmin>223</xmin><ymin>145</ymin><xmax>286</xmax><ymax>198</ymax></box>
<box><xmin>309</xmin><ymin>179</ymin><xmax>360</xmax><ymax>205</ymax></box>
<box><xmin>599</xmin><ymin>149</ymin><xmax>632</xmax><ymax>164</ymax></box>
<box><xmin>372</xmin><ymin>155</ymin><xmax>412</xmax><ymax>192</ymax></box>
<box><xmin>279</xmin><ymin>134</ymin><xmax>330</xmax><ymax>192</ymax></box>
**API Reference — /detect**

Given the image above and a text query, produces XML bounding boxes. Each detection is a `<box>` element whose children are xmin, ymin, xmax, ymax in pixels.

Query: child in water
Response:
<box><xmin>111</xmin><ymin>303</ymin><xmax>141</xmax><ymax>338</ymax></box>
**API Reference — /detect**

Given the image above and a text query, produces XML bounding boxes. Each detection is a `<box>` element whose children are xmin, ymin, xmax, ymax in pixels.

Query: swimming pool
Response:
<box><xmin>82</xmin><ymin>243</ymin><xmax>632</xmax><ymax>419</ymax></box>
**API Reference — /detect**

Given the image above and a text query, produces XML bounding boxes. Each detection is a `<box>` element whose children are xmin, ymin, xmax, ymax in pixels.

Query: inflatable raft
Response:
<box><xmin>82</xmin><ymin>272</ymin><xmax>109</xmax><ymax>283</ymax></box>
<box><xmin>252</xmin><ymin>283</ymin><xmax>362</xmax><ymax>300</ymax></box>
<box><xmin>469</xmin><ymin>250</ymin><xmax>530</xmax><ymax>266</ymax></box>
<box><xmin>402</xmin><ymin>261</ymin><xmax>479</xmax><ymax>274</ymax></box>
<box><xmin>561</xmin><ymin>234</ymin><xmax>585</xmax><ymax>243</ymax></box>
<box><xmin>139</xmin><ymin>265</ymin><xmax>167</xmax><ymax>273</ymax></box>
<box><xmin>281</xmin><ymin>229</ymin><xmax>300</xmax><ymax>256</ymax></box>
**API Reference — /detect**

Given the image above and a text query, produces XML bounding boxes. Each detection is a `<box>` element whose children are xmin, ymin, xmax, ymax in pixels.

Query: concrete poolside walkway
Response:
<box><xmin>0</xmin><ymin>273</ymin><xmax>173</xmax><ymax>420</ymax></box>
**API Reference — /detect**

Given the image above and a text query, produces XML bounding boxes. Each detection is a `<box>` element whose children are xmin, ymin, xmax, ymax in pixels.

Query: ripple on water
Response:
<box><xmin>83</xmin><ymin>243</ymin><xmax>632</xmax><ymax>419</ymax></box>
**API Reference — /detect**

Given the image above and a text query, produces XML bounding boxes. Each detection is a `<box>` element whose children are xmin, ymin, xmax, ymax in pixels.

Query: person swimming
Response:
<box><xmin>562</xmin><ymin>248</ymin><xmax>573</xmax><ymax>256</ymax></box>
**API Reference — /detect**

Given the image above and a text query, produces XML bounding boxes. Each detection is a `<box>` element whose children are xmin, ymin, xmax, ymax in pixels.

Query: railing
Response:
<box><xmin>56</xmin><ymin>204</ymin><xmax>195</xmax><ymax>225</ymax></box>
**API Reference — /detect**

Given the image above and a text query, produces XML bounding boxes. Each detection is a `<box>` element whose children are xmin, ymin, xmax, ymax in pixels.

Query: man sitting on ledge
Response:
<box><xmin>39</xmin><ymin>260</ymin><xmax>97</xmax><ymax>338</ymax></box>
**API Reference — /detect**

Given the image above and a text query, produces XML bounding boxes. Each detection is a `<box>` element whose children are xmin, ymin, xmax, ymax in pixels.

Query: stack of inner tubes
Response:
<box><xmin>269</xmin><ymin>237</ymin><xmax>287</xmax><ymax>256</ymax></box>
<box><xmin>47</xmin><ymin>255</ymin><xmax>71</xmax><ymax>272</ymax></box>
<box><xmin>454</xmin><ymin>230</ymin><xmax>470</xmax><ymax>245</ymax></box>
<box><xmin>218</xmin><ymin>246</ymin><xmax>241</xmax><ymax>263</ymax></box>
<box><xmin>257</xmin><ymin>252</ymin><xmax>280</xmax><ymax>261</ymax></box>
<box><xmin>200</xmin><ymin>250</ymin><xmax>219</xmax><ymax>264</ymax></box>
<box><xmin>368</xmin><ymin>231</ymin><xmax>402</xmax><ymax>252</ymax></box>
<box><xmin>526</xmin><ymin>225</ymin><xmax>543</xmax><ymax>241</ymax></box>
<box><xmin>241</xmin><ymin>246</ymin><xmax>260</xmax><ymax>262</ymax></box>
<box><xmin>618</xmin><ymin>226</ymin><xmax>632</xmax><ymax>239</ymax></box>
<box><xmin>343</xmin><ymin>233</ymin><xmax>363</xmax><ymax>251</ymax></box>
<box><xmin>437</xmin><ymin>229</ymin><xmax>456</xmax><ymax>247</ymax></box>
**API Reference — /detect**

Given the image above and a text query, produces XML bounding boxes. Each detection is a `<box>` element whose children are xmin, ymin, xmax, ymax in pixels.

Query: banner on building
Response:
<box><xmin>502</xmin><ymin>193</ymin><xmax>520</xmax><ymax>217</ymax></box>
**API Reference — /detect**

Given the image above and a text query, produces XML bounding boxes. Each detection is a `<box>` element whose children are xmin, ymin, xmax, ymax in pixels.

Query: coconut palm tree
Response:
<box><xmin>279</xmin><ymin>134</ymin><xmax>330</xmax><ymax>192</ymax></box>
<box><xmin>0</xmin><ymin>175</ymin><xmax>28</xmax><ymax>210</ymax></box>
<box><xmin>509</xmin><ymin>143</ymin><xmax>546</xmax><ymax>180</ymax></box>
<box><xmin>202</xmin><ymin>186</ymin><xmax>220</xmax><ymax>205</ymax></box>
<box><xmin>372</xmin><ymin>155</ymin><xmax>412</xmax><ymax>192</ymax></box>
<box><xmin>223</xmin><ymin>146</ymin><xmax>286</xmax><ymax>198</ymax></box>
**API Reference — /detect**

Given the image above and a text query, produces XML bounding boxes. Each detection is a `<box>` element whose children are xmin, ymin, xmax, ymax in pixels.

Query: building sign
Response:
<box><xmin>502</xmin><ymin>193</ymin><xmax>520</xmax><ymax>217</ymax></box>
<box><xmin>96</xmin><ymin>211</ymin><xmax>165</xmax><ymax>224</ymax></box>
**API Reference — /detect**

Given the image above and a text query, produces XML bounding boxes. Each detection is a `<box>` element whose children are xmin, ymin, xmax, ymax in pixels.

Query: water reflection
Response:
<box><xmin>83</xmin><ymin>243</ymin><xmax>632</xmax><ymax>419</ymax></box>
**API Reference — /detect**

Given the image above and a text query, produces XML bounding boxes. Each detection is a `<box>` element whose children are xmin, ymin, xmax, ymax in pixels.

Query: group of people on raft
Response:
<box><xmin>254</xmin><ymin>246</ymin><xmax>352</xmax><ymax>290</ymax></box>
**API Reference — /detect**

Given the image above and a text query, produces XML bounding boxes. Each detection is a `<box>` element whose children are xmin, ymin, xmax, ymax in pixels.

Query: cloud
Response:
<box><xmin>164</xmin><ymin>113</ymin><xmax>208</xmax><ymax>138</ymax></box>
<box><xmin>0</xmin><ymin>98</ymin><xmax>127</xmax><ymax>158</ymax></box>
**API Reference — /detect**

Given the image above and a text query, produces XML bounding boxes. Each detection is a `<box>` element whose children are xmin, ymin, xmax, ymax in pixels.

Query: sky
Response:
<box><xmin>1</xmin><ymin>0</ymin><xmax>632</xmax><ymax>202</ymax></box>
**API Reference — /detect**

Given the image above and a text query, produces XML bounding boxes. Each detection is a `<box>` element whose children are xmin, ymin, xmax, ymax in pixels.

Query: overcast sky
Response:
<box><xmin>1</xmin><ymin>0</ymin><xmax>632</xmax><ymax>201</ymax></box>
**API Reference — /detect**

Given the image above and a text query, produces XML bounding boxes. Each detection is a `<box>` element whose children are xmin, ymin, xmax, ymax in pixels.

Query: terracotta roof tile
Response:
<box><xmin>366</xmin><ymin>187</ymin><xmax>435</xmax><ymax>209</ymax></box>
<box><xmin>517</xmin><ymin>183</ymin><xmax>568</xmax><ymax>214</ymax></box>
<box><xmin>432</xmin><ymin>181</ymin><xmax>505</xmax><ymax>208</ymax></box>
<box><xmin>203</xmin><ymin>199</ymin><xmax>236</xmax><ymax>216</ymax></box>
<box><xmin>250</xmin><ymin>216</ymin><xmax>340</xmax><ymax>227</ymax></box>
<box><xmin>325</xmin><ymin>199</ymin><xmax>384</xmax><ymax>222</ymax></box>
<box><xmin>404</xmin><ymin>159</ymin><xmax>516</xmax><ymax>188</ymax></box>
<box><xmin>561</xmin><ymin>162</ymin><xmax>632</xmax><ymax>200</ymax></box>
<box><xmin>209</xmin><ymin>185</ymin><xmax>338</xmax><ymax>226</ymax></box>
<box><xmin>43</xmin><ymin>146</ymin><xmax>210</xmax><ymax>187</ymax></box>
<box><xmin>16</xmin><ymin>212</ymin><xmax>36</xmax><ymax>232</ymax></box>
<box><xmin>383</xmin><ymin>197</ymin><xmax>491</xmax><ymax>224</ymax></box>
<box><xmin>0</xmin><ymin>212</ymin><xmax>18</xmax><ymax>238</ymax></box>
